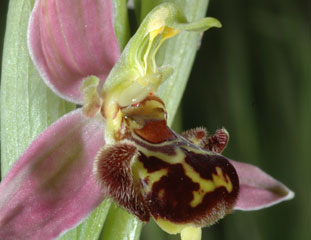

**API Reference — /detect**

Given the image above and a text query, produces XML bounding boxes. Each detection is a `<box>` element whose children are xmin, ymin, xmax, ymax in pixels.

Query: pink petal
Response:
<box><xmin>229</xmin><ymin>160</ymin><xmax>294</xmax><ymax>211</ymax></box>
<box><xmin>28</xmin><ymin>0</ymin><xmax>120</xmax><ymax>104</ymax></box>
<box><xmin>0</xmin><ymin>109</ymin><xmax>106</xmax><ymax>240</ymax></box>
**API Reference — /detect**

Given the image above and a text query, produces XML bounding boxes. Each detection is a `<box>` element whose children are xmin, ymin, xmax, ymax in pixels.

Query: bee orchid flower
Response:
<box><xmin>0</xmin><ymin>1</ymin><xmax>294</xmax><ymax>240</ymax></box>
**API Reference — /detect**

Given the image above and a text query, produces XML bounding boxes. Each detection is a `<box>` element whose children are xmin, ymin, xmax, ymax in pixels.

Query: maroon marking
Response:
<box><xmin>203</xmin><ymin>129</ymin><xmax>229</xmax><ymax>154</ymax></box>
<box><xmin>137</xmin><ymin>140</ymin><xmax>239</xmax><ymax>226</ymax></box>
<box><xmin>135</xmin><ymin>120</ymin><xmax>176</xmax><ymax>144</ymax></box>
<box><xmin>181</xmin><ymin>148</ymin><xmax>238</xmax><ymax>184</ymax></box>
<box><xmin>139</xmin><ymin>155</ymin><xmax>171</xmax><ymax>172</ymax></box>
<box><xmin>181</xmin><ymin>147</ymin><xmax>239</xmax><ymax>223</ymax></box>
<box><xmin>95</xmin><ymin>141</ymin><xmax>150</xmax><ymax>221</ymax></box>
<box><xmin>138</xmin><ymin>153</ymin><xmax>199</xmax><ymax>221</ymax></box>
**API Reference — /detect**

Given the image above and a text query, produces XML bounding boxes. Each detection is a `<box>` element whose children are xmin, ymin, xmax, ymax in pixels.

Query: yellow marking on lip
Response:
<box><xmin>132</xmin><ymin>160</ymin><xmax>168</xmax><ymax>193</ymax></box>
<box><xmin>134</xmin><ymin>146</ymin><xmax>233</xmax><ymax>207</ymax></box>
<box><xmin>147</xmin><ymin>148</ymin><xmax>232</xmax><ymax>208</ymax></box>
<box><xmin>188</xmin><ymin>166</ymin><xmax>233</xmax><ymax>207</ymax></box>
<box><xmin>213</xmin><ymin>167</ymin><xmax>233</xmax><ymax>192</ymax></box>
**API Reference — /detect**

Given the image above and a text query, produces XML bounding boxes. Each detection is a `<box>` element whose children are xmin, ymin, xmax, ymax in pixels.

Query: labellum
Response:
<box><xmin>95</xmin><ymin>94</ymin><xmax>240</xmax><ymax>235</ymax></box>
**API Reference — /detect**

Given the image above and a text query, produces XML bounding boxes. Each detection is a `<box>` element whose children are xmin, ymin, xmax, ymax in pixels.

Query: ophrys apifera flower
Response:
<box><xmin>0</xmin><ymin>1</ymin><xmax>294</xmax><ymax>240</ymax></box>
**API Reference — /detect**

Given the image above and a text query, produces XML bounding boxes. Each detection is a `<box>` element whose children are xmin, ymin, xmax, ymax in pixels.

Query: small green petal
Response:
<box><xmin>172</xmin><ymin>17</ymin><xmax>222</xmax><ymax>32</ymax></box>
<box><xmin>102</xmin><ymin>2</ymin><xmax>219</xmax><ymax>111</ymax></box>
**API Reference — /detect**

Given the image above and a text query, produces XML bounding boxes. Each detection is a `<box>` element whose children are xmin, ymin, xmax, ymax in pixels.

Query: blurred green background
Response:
<box><xmin>0</xmin><ymin>0</ymin><xmax>310</xmax><ymax>240</ymax></box>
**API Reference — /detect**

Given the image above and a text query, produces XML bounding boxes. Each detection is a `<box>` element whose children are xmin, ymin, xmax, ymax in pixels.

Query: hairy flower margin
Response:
<box><xmin>0</xmin><ymin>1</ymin><xmax>294</xmax><ymax>240</ymax></box>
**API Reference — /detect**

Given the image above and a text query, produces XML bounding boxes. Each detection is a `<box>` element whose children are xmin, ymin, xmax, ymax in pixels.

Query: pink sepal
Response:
<box><xmin>0</xmin><ymin>109</ymin><xmax>106</xmax><ymax>240</ymax></box>
<box><xmin>28</xmin><ymin>0</ymin><xmax>120</xmax><ymax>104</ymax></box>
<box><xmin>230</xmin><ymin>160</ymin><xmax>294</xmax><ymax>211</ymax></box>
